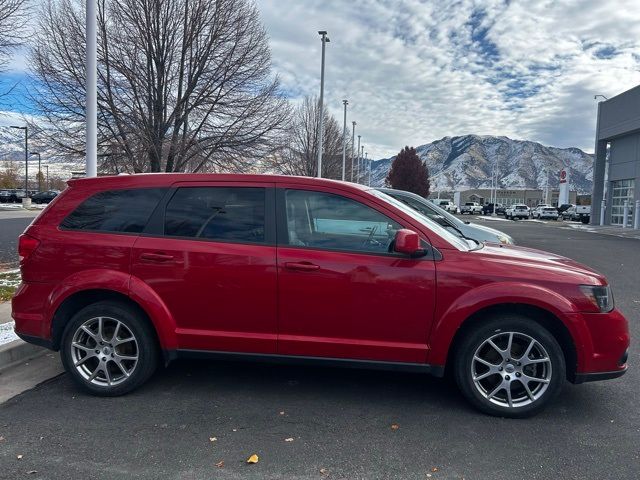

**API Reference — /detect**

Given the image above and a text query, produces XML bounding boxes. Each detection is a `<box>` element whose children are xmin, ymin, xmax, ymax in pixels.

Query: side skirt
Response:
<box><xmin>164</xmin><ymin>349</ymin><xmax>445</xmax><ymax>377</ymax></box>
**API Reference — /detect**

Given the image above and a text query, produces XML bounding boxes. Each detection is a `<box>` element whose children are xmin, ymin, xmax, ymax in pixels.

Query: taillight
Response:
<box><xmin>18</xmin><ymin>234</ymin><xmax>40</xmax><ymax>263</ymax></box>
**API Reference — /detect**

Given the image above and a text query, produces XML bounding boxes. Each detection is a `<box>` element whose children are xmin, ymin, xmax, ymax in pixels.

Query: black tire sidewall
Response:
<box><xmin>454</xmin><ymin>315</ymin><xmax>566</xmax><ymax>418</ymax></box>
<box><xmin>60</xmin><ymin>301</ymin><xmax>159</xmax><ymax>396</ymax></box>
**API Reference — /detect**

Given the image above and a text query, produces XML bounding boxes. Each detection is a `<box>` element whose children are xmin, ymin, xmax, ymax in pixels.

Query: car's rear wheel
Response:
<box><xmin>60</xmin><ymin>301</ymin><xmax>159</xmax><ymax>396</ymax></box>
<box><xmin>454</xmin><ymin>315</ymin><xmax>565</xmax><ymax>418</ymax></box>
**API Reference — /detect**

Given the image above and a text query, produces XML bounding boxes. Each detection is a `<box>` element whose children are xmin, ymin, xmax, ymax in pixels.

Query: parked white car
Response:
<box><xmin>460</xmin><ymin>202</ymin><xmax>483</xmax><ymax>215</ymax></box>
<box><xmin>505</xmin><ymin>204</ymin><xmax>530</xmax><ymax>220</ymax></box>
<box><xmin>532</xmin><ymin>205</ymin><xmax>559</xmax><ymax>220</ymax></box>
<box><xmin>433</xmin><ymin>199</ymin><xmax>458</xmax><ymax>213</ymax></box>
<box><xmin>379</xmin><ymin>188</ymin><xmax>514</xmax><ymax>244</ymax></box>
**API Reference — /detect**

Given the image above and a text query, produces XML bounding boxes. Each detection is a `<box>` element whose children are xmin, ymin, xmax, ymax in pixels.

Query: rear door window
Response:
<box><xmin>61</xmin><ymin>188</ymin><xmax>167</xmax><ymax>233</ymax></box>
<box><xmin>164</xmin><ymin>187</ymin><xmax>266</xmax><ymax>244</ymax></box>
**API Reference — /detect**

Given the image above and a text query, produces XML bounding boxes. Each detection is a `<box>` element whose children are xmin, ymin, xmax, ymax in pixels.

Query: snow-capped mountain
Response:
<box><xmin>370</xmin><ymin>135</ymin><xmax>594</xmax><ymax>193</ymax></box>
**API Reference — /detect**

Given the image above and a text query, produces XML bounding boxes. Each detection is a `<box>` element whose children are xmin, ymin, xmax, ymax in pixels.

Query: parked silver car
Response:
<box><xmin>377</xmin><ymin>188</ymin><xmax>514</xmax><ymax>244</ymax></box>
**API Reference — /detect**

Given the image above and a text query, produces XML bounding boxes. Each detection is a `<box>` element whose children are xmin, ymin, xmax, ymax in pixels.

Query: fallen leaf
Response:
<box><xmin>390</xmin><ymin>424</ymin><xmax>399</xmax><ymax>430</ymax></box>
<box><xmin>320</xmin><ymin>468</ymin><xmax>328</xmax><ymax>475</ymax></box>
<box><xmin>16</xmin><ymin>455</ymin><xmax>23</xmax><ymax>460</ymax></box>
<box><xmin>247</xmin><ymin>454</ymin><xmax>259</xmax><ymax>464</ymax></box>
<box><xmin>426</xmin><ymin>475</ymin><xmax>432</xmax><ymax>478</ymax></box>
<box><xmin>215</xmin><ymin>461</ymin><xmax>224</xmax><ymax>468</ymax></box>
<box><xmin>431</xmin><ymin>467</ymin><xmax>439</xmax><ymax>472</ymax></box>
<box><xmin>209</xmin><ymin>437</ymin><xmax>217</xmax><ymax>442</ymax></box>
<box><xmin>284</xmin><ymin>437</ymin><xmax>294</xmax><ymax>442</ymax></box>
<box><xmin>0</xmin><ymin>436</ymin><xmax>4</xmax><ymax>441</ymax></box>
<box><xmin>27</xmin><ymin>471</ymin><xmax>37</xmax><ymax>475</ymax></box>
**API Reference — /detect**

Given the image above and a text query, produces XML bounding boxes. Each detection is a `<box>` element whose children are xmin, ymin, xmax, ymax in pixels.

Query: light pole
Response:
<box><xmin>316</xmin><ymin>31</ymin><xmax>330</xmax><ymax>178</ymax></box>
<box><xmin>342</xmin><ymin>99</ymin><xmax>348</xmax><ymax>181</ymax></box>
<box><xmin>86</xmin><ymin>0</ymin><xmax>97</xmax><ymax>177</ymax></box>
<box><xmin>356</xmin><ymin>135</ymin><xmax>361</xmax><ymax>182</ymax></box>
<box><xmin>10</xmin><ymin>126</ymin><xmax>28</xmax><ymax>194</ymax></box>
<box><xmin>351</xmin><ymin>121</ymin><xmax>356</xmax><ymax>182</ymax></box>
<box><xmin>365</xmin><ymin>152</ymin><xmax>370</xmax><ymax>186</ymax></box>
<box><xmin>30</xmin><ymin>152</ymin><xmax>42</xmax><ymax>192</ymax></box>
<box><xmin>44</xmin><ymin>165</ymin><xmax>49</xmax><ymax>190</ymax></box>
<box><xmin>360</xmin><ymin>145</ymin><xmax>364</xmax><ymax>184</ymax></box>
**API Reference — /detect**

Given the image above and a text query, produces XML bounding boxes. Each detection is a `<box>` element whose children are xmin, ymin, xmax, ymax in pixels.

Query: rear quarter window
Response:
<box><xmin>60</xmin><ymin>188</ymin><xmax>167</xmax><ymax>233</ymax></box>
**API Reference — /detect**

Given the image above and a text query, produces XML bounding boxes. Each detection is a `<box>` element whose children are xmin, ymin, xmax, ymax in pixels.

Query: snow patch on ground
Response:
<box><xmin>0</xmin><ymin>321</ymin><xmax>18</xmax><ymax>345</ymax></box>
<box><xmin>476</xmin><ymin>216</ymin><xmax>510</xmax><ymax>222</ymax></box>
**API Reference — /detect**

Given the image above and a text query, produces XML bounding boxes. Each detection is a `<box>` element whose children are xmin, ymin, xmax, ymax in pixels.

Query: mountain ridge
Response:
<box><xmin>370</xmin><ymin>134</ymin><xmax>594</xmax><ymax>193</ymax></box>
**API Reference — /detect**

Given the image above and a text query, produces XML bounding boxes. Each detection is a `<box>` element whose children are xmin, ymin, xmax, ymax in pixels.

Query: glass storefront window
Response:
<box><xmin>610</xmin><ymin>179</ymin><xmax>635</xmax><ymax>226</ymax></box>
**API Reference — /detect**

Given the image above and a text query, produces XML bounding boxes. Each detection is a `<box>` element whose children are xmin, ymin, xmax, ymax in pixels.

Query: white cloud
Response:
<box><xmin>257</xmin><ymin>0</ymin><xmax>640</xmax><ymax>157</ymax></box>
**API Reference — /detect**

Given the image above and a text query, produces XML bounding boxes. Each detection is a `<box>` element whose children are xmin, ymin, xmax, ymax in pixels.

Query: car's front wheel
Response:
<box><xmin>454</xmin><ymin>315</ymin><xmax>565</xmax><ymax>418</ymax></box>
<box><xmin>60</xmin><ymin>301</ymin><xmax>159</xmax><ymax>396</ymax></box>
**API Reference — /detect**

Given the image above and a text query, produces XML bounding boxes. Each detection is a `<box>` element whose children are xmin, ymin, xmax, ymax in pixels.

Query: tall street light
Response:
<box><xmin>316</xmin><ymin>31</ymin><xmax>329</xmax><ymax>178</ymax></box>
<box><xmin>360</xmin><ymin>145</ymin><xmax>364</xmax><ymax>184</ymax></box>
<box><xmin>351</xmin><ymin>121</ymin><xmax>356</xmax><ymax>182</ymax></box>
<box><xmin>365</xmin><ymin>152</ymin><xmax>370</xmax><ymax>186</ymax></box>
<box><xmin>10</xmin><ymin>126</ymin><xmax>28</xmax><ymax>194</ymax></box>
<box><xmin>30</xmin><ymin>152</ymin><xmax>42</xmax><ymax>192</ymax></box>
<box><xmin>356</xmin><ymin>135</ymin><xmax>361</xmax><ymax>183</ymax></box>
<box><xmin>44</xmin><ymin>165</ymin><xmax>49</xmax><ymax>191</ymax></box>
<box><xmin>86</xmin><ymin>0</ymin><xmax>98</xmax><ymax>177</ymax></box>
<box><xmin>341</xmin><ymin>99</ymin><xmax>348</xmax><ymax>181</ymax></box>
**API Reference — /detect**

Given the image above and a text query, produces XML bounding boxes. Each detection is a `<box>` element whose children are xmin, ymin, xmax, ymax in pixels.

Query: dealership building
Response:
<box><xmin>441</xmin><ymin>189</ymin><xmax>577</xmax><ymax>208</ymax></box>
<box><xmin>592</xmin><ymin>85</ymin><xmax>640</xmax><ymax>226</ymax></box>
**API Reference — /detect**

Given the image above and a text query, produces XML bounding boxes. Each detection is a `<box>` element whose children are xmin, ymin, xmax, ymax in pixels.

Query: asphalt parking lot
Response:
<box><xmin>0</xmin><ymin>218</ymin><xmax>638</xmax><ymax>479</ymax></box>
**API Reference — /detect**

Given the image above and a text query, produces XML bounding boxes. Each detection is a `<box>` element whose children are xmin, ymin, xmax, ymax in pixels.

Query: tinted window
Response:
<box><xmin>285</xmin><ymin>189</ymin><xmax>401</xmax><ymax>254</ymax></box>
<box><xmin>164</xmin><ymin>187</ymin><xmax>265</xmax><ymax>243</ymax></box>
<box><xmin>61</xmin><ymin>188</ymin><xmax>166</xmax><ymax>233</ymax></box>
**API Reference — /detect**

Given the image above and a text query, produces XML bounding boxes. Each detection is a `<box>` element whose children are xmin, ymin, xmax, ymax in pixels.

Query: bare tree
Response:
<box><xmin>270</xmin><ymin>95</ymin><xmax>349</xmax><ymax>179</ymax></box>
<box><xmin>0</xmin><ymin>0</ymin><xmax>28</xmax><ymax>97</ymax></box>
<box><xmin>0</xmin><ymin>0</ymin><xmax>28</xmax><ymax>70</ymax></box>
<box><xmin>29</xmin><ymin>0</ymin><xmax>289</xmax><ymax>173</ymax></box>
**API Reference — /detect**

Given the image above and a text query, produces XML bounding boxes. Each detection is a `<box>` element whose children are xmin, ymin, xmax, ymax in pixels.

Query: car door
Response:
<box><xmin>131</xmin><ymin>181</ymin><xmax>278</xmax><ymax>354</ymax></box>
<box><xmin>275</xmin><ymin>185</ymin><xmax>437</xmax><ymax>364</ymax></box>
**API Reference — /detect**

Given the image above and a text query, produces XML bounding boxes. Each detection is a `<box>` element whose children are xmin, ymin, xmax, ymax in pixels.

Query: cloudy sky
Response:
<box><xmin>256</xmin><ymin>0</ymin><xmax>640</xmax><ymax>158</ymax></box>
<box><xmin>2</xmin><ymin>0</ymin><xmax>640</xmax><ymax>159</ymax></box>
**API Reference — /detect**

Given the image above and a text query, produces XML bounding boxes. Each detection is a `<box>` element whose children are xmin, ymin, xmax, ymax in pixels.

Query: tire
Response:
<box><xmin>60</xmin><ymin>300</ymin><xmax>159</xmax><ymax>396</ymax></box>
<box><xmin>453</xmin><ymin>315</ymin><xmax>565</xmax><ymax>418</ymax></box>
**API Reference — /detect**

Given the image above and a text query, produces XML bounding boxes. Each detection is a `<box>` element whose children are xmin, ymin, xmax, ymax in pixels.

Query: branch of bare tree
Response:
<box><xmin>29</xmin><ymin>0</ymin><xmax>290</xmax><ymax>173</ymax></box>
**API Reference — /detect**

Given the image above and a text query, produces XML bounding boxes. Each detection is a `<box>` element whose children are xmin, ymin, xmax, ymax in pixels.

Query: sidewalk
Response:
<box><xmin>0</xmin><ymin>301</ymin><xmax>64</xmax><ymax>403</ymax></box>
<box><xmin>563</xmin><ymin>223</ymin><xmax>640</xmax><ymax>240</ymax></box>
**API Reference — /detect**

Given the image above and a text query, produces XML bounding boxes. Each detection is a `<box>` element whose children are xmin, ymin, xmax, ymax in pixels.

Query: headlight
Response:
<box><xmin>580</xmin><ymin>285</ymin><xmax>614</xmax><ymax>312</ymax></box>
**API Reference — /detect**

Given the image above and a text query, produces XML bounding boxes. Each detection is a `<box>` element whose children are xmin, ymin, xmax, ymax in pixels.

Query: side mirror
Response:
<box><xmin>393</xmin><ymin>229</ymin><xmax>427</xmax><ymax>257</ymax></box>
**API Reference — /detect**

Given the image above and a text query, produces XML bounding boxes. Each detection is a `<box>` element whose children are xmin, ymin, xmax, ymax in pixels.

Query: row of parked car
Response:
<box><xmin>504</xmin><ymin>203</ymin><xmax>591</xmax><ymax>223</ymax></box>
<box><xmin>433</xmin><ymin>199</ymin><xmax>591</xmax><ymax>224</ymax></box>
<box><xmin>0</xmin><ymin>189</ymin><xmax>60</xmax><ymax>204</ymax></box>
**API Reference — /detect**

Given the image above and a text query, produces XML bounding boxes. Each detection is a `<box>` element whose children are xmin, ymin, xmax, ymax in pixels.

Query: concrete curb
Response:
<box><xmin>0</xmin><ymin>339</ymin><xmax>48</xmax><ymax>373</ymax></box>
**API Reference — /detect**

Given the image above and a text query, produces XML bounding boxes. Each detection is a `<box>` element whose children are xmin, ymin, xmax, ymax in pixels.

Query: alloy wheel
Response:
<box><xmin>471</xmin><ymin>331</ymin><xmax>552</xmax><ymax>408</ymax></box>
<box><xmin>70</xmin><ymin>316</ymin><xmax>139</xmax><ymax>387</ymax></box>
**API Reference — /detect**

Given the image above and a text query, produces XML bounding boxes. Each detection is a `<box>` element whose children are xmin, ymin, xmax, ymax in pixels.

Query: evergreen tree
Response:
<box><xmin>385</xmin><ymin>146</ymin><xmax>430</xmax><ymax>197</ymax></box>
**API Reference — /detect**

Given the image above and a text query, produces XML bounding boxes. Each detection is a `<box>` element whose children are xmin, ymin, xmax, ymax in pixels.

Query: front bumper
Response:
<box><xmin>569</xmin><ymin>308</ymin><xmax>629</xmax><ymax>382</ymax></box>
<box><xmin>574</xmin><ymin>366</ymin><xmax>627</xmax><ymax>384</ymax></box>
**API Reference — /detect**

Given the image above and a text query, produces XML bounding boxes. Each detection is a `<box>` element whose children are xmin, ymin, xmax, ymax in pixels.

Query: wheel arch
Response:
<box><xmin>50</xmin><ymin>290</ymin><xmax>160</xmax><ymax>352</ymax></box>
<box><xmin>443</xmin><ymin>303</ymin><xmax>578</xmax><ymax>382</ymax></box>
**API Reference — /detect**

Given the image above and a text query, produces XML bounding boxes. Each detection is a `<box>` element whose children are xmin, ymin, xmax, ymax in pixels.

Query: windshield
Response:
<box><xmin>369</xmin><ymin>190</ymin><xmax>476</xmax><ymax>251</ymax></box>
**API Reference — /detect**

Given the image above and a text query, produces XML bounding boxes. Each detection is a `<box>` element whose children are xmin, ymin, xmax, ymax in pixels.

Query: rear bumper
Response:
<box><xmin>16</xmin><ymin>332</ymin><xmax>55</xmax><ymax>351</ymax></box>
<box><xmin>12</xmin><ymin>281</ymin><xmax>55</xmax><ymax>346</ymax></box>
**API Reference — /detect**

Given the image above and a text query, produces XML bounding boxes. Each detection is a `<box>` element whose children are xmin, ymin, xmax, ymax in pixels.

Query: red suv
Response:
<box><xmin>12</xmin><ymin>174</ymin><xmax>629</xmax><ymax>417</ymax></box>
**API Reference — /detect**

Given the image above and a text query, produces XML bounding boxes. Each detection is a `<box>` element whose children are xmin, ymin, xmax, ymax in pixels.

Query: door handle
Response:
<box><xmin>284</xmin><ymin>261</ymin><xmax>320</xmax><ymax>272</ymax></box>
<box><xmin>140</xmin><ymin>252</ymin><xmax>174</xmax><ymax>263</ymax></box>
